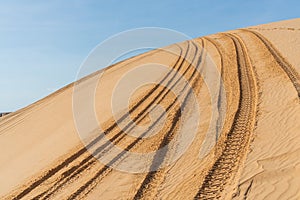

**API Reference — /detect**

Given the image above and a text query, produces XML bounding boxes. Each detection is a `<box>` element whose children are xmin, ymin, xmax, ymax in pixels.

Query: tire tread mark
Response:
<box><xmin>194</xmin><ymin>33</ymin><xmax>257</xmax><ymax>199</ymax></box>
<box><xmin>30</xmin><ymin>42</ymin><xmax>195</xmax><ymax>200</ymax></box>
<box><xmin>133</xmin><ymin>39</ymin><xmax>204</xmax><ymax>200</ymax></box>
<box><xmin>66</xmin><ymin>41</ymin><xmax>200</xmax><ymax>200</ymax></box>
<box><xmin>11</xmin><ymin>43</ymin><xmax>187</xmax><ymax>200</ymax></box>
<box><xmin>241</xmin><ymin>29</ymin><xmax>300</xmax><ymax>98</ymax></box>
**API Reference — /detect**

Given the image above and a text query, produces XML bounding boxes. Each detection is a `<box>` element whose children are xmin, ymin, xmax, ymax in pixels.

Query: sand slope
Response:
<box><xmin>0</xmin><ymin>18</ymin><xmax>300</xmax><ymax>200</ymax></box>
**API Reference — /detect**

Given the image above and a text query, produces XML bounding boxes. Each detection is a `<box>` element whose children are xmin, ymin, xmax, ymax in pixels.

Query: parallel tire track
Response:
<box><xmin>11</xmin><ymin>43</ymin><xmax>188</xmax><ymax>200</ymax></box>
<box><xmin>34</xmin><ymin>44</ymin><xmax>191</xmax><ymax>199</ymax></box>
<box><xmin>241</xmin><ymin>29</ymin><xmax>300</xmax><ymax>98</ymax></box>
<box><xmin>12</xmin><ymin>41</ymin><xmax>201</xmax><ymax>200</ymax></box>
<box><xmin>4</xmin><ymin>27</ymin><xmax>298</xmax><ymax>200</ymax></box>
<box><xmin>133</xmin><ymin>39</ymin><xmax>205</xmax><ymax>200</ymax></box>
<box><xmin>52</xmin><ymin>42</ymin><xmax>197</xmax><ymax>199</ymax></box>
<box><xmin>66</xmin><ymin>40</ymin><xmax>201</xmax><ymax>200</ymax></box>
<box><xmin>194</xmin><ymin>33</ymin><xmax>257</xmax><ymax>199</ymax></box>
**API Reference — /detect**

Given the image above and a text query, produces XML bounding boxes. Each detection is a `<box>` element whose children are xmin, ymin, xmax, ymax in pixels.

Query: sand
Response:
<box><xmin>0</xmin><ymin>18</ymin><xmax>299</xmax><ymax>199</ymax></box>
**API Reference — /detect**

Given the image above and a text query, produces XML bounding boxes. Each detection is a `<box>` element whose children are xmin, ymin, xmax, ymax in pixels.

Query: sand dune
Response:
<box><xmin>0</xmin><ymin>18</ymin><xmax>300</xmax><ymax>199</ymax></box>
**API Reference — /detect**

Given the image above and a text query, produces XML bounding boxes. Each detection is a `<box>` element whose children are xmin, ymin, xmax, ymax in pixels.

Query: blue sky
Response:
<box><xmin>1</xmin><ymin>0</ymin><xmax>299</xmax><ymax>111</ymax></box>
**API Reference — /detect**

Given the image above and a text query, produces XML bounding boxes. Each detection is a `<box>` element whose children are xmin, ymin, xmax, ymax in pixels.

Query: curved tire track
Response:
<box><xmin>194</xmin><ymin>33</ymin><xmax>257</xmax><ymax>199</ymax></box>
<box><xmin>11</xmin><ymin>41</ymin><xmax>203</xmax><ymax>200</ymax></box>
<box><xmin>203</xmin><ymin>36</ymin><xmax>227</xmax><ymax>142</ymax></box>
<box><xmin>132</xmin><ymin>39</ymin><xmax>205</xmax><ymax>200</ymax></box>
<box><xmin>241</xmin><ymin>29</ymin><xmax>300</xmax><ymax>98</ymax></box>
<box><xmin>66</xmin><ymin>40</ymin><xmax>202</xmax><ymax>200</ymax></box>
<box><xmin>10</xmin><ymin>43</ymin><xmax>188</xmax><ymax>200</ymax></box>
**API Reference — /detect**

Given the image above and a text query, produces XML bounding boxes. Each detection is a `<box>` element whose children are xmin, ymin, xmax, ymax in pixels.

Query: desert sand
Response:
<box><xmin>0</xmin><ymin>18</ymin><xmax>300</xmax><ymax>199</ymax></box>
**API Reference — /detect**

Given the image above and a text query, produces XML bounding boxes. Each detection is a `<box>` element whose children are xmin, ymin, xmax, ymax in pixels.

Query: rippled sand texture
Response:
<box><xmin>0</xmin><ymin>18</ymin><xmax>300</xmax><ymax>200</ymax></box>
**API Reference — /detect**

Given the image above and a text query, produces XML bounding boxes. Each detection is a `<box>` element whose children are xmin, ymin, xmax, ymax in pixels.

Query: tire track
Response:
<box><xmin>34</xmin><ymin>41</ymin><xmax>198</xmax><ymax>199</ymax></box>
<box><xmin>66</xmin><ymin>40</ymin><xmax>202</xmax><ymax>200</ymax></box>
<box><xmin>4</xmin><ymin>25</ymin><xmax>297</xmax><ymax>200</ymax></box>
<box><xmin>203</xmin><ymin>36</ymin><xmax>226</xmax><ymax>142</ymax></box>
<box><xmin>204</xmin><ymin>37</ymin><xmax>224</xmax><ymax>69</ymax></box>
<box><xmin>194</xmin><ymin>33</ymin><xmax>257</xmax><ymax>199</ymax></box>
<box><xmin>241</xmin><ymin>29</ymin><xmax>300</xmax><ymax>98</ymax></box>
<box><xmin>14</xmin><ymin>41</ymin><xmax>198</xmax><ymax>199</ymax></box>
<box><xmin>10</xmin><ymin>43</ymin><xmax>188</xmax><ymax>200</ymax></box>
<box><xmin>132</xmin><ymin>39</ymin><xmax>205</xmax><ymax>200</ymax></box>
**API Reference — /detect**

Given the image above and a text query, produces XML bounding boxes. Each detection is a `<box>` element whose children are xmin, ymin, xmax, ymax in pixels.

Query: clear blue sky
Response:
<box><xmin>1</xmin><ymin>0</ymin><xmax>299</xmax><ymax>111</ymax></box>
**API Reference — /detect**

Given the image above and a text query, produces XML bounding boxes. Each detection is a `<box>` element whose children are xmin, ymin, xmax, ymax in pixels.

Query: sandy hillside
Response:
<box><xmin>0</xmin><ymin>18</ymin><xmax>300</xmax><ymax>200</ymax></box>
